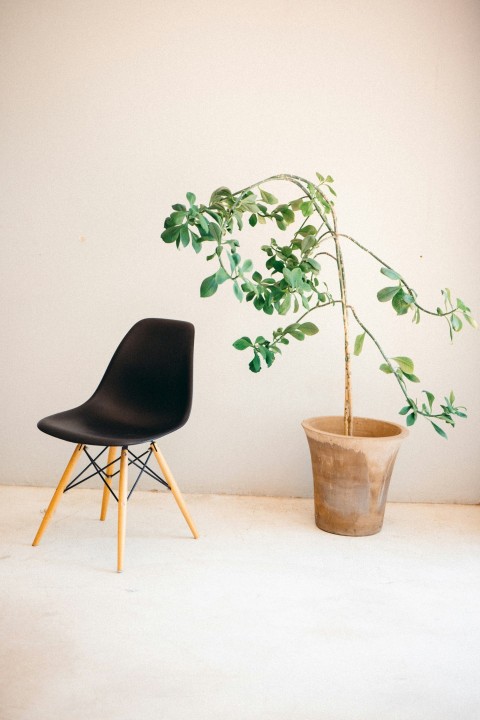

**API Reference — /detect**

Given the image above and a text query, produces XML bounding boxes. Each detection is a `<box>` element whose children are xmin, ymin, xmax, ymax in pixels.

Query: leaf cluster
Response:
<box><xmin>376</xmin><ymin>267</ymin><xmax>476</xmax><ymax>332</ymax></box>
<box><xmin>233</xmin><ymin>322</ymin><xmax>320</xmax><ymax>373</ymax></box>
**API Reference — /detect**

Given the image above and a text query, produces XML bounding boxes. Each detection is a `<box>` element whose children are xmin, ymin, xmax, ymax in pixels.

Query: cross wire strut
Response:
<box><xmin>64</xmin><ymin>445</ymin><xmax>171</xmax><ymax>501</ymax></box>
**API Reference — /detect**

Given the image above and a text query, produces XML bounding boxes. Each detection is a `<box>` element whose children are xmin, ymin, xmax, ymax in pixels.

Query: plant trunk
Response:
<box><xmin>331</xmin><ymin>209</ymin><xmax>353</xmax><ymax>436</ymax></box>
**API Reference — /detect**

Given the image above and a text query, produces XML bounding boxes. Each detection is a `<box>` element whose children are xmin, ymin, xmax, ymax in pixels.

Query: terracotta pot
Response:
<box><xmin>302</xmin><ymin>416</ymin><xmax>408</xmax><ymax>536</ymax></box>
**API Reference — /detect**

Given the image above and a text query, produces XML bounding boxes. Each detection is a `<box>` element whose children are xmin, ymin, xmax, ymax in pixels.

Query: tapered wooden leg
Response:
<box><xmin>100</xmin><ymin>446</ymin><xmax>118</xmax><ymax>521</ymax></box>
<box><xmin>117</xmin><ymin>447</ymin><xmax>128</xmax><ymax>573</ymax></box>
<box><xmin>32</xmin><ymin>443</ymin><xmax>85</xmax><ymax>546</ymax></box>
<box><xmin>150</xmin><ymin>442</ymin><xmax>199</xmax><ymax>539</ymax></box>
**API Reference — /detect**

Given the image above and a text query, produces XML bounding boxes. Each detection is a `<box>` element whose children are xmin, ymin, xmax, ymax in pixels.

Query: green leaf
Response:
<box><xmin>431</xmin><ymin>422</ymin><xmax>448</xmax><ymax>439</ymax></box>
<box><xmin>161</xmin><ymin>225</ymin><xmax>181</xmax><ymax>243</ymax></box>
<box><xmin>200</xmin><ymin>274</ymin><xmax>218</xmax><ymax>298</ymax></box>
<box><xmin>456</xmin><ymin>298</ymin><xmax>470</xmax><ymax>312</ymax></box>
<box><xmin>305</xmin><ymin>258</ymin><xmax>321</xmax><ymax>272</ymax></box>
<box><xmin>424</xmin><ymin>391</ymin><xmax>435</xmax><ymax>411</ymax></box>
<box><xmin>197</xmin><ymin>214</ymin><xmax>210</xmax><ymax>233</ymax></box>
<box><xmin>443</xmin><ymin>288</ymin><xmax>453</xmax><ymax>308</ymax></box>
<box><xmin>172</xmin><ymin>203</ymin><xmax>186</xmax><ymax>212</ymax></box>
<box><xmin>249</xmin><ymin>353</ymin><xmax>261</xmax><ymax>373</ymax></box>
<box><xmin>241</xmin><ymin>259</ymin><xmax>253</xmax><ymax>273</ymax></box>
<box><xmin>249</xmin><ymin>214</ymin><xmax>257</xmax><ymax>227</ymax></box>
<box><xmin>256</xmin><ymin>344</ymin><xmax>267</xmax><ymax>361</ymax></box>
<box><xmin>290</xmin><ymin>198</ymin><xmax>303</xmax><ymax>211</ymax></box>
<box><xmin>377</xmin><ymin>286</ymin><xmax>399</xmax><ymax>302</ymax></box>
<box><xmin>399</xmin><ymin>406</ymin><xmax>411</xmax><ymax>415</ymax></box>
<box><xmin>233</xmin><ymin>281</ymin><xmax>243</xmax><ymax>302</ymax></box>
<box><xmin>450</xmin><ymin>314</ymin><xmax>463</xmax><ymax>332</ymax></box>
<box><xmin>233</xmin><ymin>337</ymin><xmax>252</xmax><ymax>350</ymax></box>
<box><xmin>215</xmin><ymin>267</ymin><xmax>229</xmax><ymax>284</ymax></box>
<box><xmin>208</xmin><ymin>222</ymin><xmax>222</xmax><ymax>242</ymax></box>
<box><xmin>392</xmin><ymin>290</ymin><xmax>410</xmax><ymax>315</ymax></box>
<box><xmin>228</xmin><ymin>252</ymin><xmax>241</xmax><ymax>272</ymax></box>
<box><xmin>265</xmin><ymin>350</ymin><xmax>275</xmax><ymax>367</ymax></box>
<box><xmin>402</xmin><ymin>372</ymin><xmax>420</xmax><ymax>383</ymax></box>
<box><xmin>392</xmin><ymin>356</ymin><xmax>414</xmax><ymax>374</ymax></box>
<box><xmin>259</xmin><ymin>188</ymin><xmax>278</xmax><ymax>205</ymax></box>
<box><xmin>288</xmin><ymin>329</ymin><xmax>305</xmax><ymax>341</ymax></box>
<box><xmin>186</xmin><ymin>192</ymin><xmax>196</xmax><ymax>206</ymax></box>
<box><xmin>406</xmin><ymin>412</ymin><xmax>417</xmax><ymax>427</ymax></box>
<box><xmin>297</xmin><ymin>225</ymin><xmax>317</xmax><ymax>237</ymax></box>
<box><xmin>317</xmin><ymin>196</ymin><xmax>331</xmax><ymax>214</ymax></box>
<box><xmin>279</xmin><ymin>206</ymin><xmax>295</xmax><ymax>224</ymax></box>
<box><xmin>283</xmin><ymin>267</ymin><xmax>309</xmax><ymax>292</ymax></box>
<box><xmin>191</xmin><ymin>234</ymin><xmax>202</xmax><ymax>254</ymax></box>
<box><xmin>299</xmin><ymin>322</ymin><xmax>319</xmax><ymax>336</ymax></box>
<box><xmin>315</xmin><ymin>173</ymin><xmax>325</xmax><ymax>182</ymax></box>
<box><xmin>300</xmin><ymin>201</ymin><xmax>314</xmax><ymax>217</ymax></box>
<box><xmin>449</xmin><ymin>390</ymin><xmax>455</xmax><ymax>405</ymax></box>
<box><xmin>379</xmin><ymin>363</ymin><xmax>393</xmax><ymax>374</ymax></box>
<box><xmin>171</xmin><ymin>211</ymin><xmax>187</xmax><ymax>224</ymax></box>
<box><xmin>325</xmin><ymin>175</ymin><xmax>334</xmax><ymax>183</ymax></box>
<box><xmin>353</xmin><ymin>332</ymin><xmax>365</xmax><ymax>356</ymax></box>
<box><xmin>278</xmin><ymin>293</ymin><xmax>291</xmax><ymax>315</ymax></box>
<box><xmin>380</xmin><ymin>267</ymin><xmax>402</xmax><ymax>281</ymax></box>
<box><xmin>180</xmin><ymin>224</ymin><xmax>190</xmax><ymax>247</ymax></box>
<box><xmin>464</xmin><ymin>314</ymin><xmax>478</xmax><ymax>329</ymax></box>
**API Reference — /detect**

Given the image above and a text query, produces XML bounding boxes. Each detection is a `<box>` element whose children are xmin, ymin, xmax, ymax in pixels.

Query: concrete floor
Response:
<box><xmin>0</xmin><ymin>486</ymin><xmax>479</xmax><ymax>720</ymax></box>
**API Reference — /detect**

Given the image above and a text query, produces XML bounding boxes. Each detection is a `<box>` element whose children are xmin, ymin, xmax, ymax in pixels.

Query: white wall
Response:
<box><xmin>1</xmin><ymin>0</ymin><xmax>479</xmax><ymax>502</ymax></box>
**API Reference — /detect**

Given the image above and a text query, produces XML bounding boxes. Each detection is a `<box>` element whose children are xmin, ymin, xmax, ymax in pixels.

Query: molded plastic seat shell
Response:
<box><xmin>37</xmin><ymin>318</ymin><xmax>194</xmax><ymax>446</ymax></box>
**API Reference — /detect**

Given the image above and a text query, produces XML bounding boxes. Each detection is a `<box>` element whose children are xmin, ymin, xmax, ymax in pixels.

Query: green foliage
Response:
<box><xmin>161</xmin><ymin>172</ymin><xmax>475</xmax><ymax>437</ymax></box>
<box><xmin>354</xmin><ymin>333</ymin><xmax>365</xmax><ymax>356</ymax></box>
<box><xmin>200</xmin><ymin>274</ymin><xmax>218</xmax><ymax>298</ymax></box>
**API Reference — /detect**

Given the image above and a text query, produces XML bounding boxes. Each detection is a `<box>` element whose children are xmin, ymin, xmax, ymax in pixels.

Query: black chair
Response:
<box><xmin>32</xmin><ymin>318</ymin><xmax>198</xmax><ymax>571</ymax></box>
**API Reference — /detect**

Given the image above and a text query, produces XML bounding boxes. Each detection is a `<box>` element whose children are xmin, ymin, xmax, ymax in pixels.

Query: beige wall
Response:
<box><xmin>1</xmin><ymin>0</ymin><xmax>479</xmax><ymax>501</ymax></box>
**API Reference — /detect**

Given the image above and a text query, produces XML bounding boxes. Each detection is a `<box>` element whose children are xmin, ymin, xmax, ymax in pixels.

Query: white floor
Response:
<box><xmin>0</xmin><ymin>486</ymin><xmax>478</xmax><ymax>720</ymax></box>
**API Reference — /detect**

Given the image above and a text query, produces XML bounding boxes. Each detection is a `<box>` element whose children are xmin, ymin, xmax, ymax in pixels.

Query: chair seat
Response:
<box><xmin>38</xmin><ymin>400</ymin><xmax>183</xmax><ymax>446</ymax></box>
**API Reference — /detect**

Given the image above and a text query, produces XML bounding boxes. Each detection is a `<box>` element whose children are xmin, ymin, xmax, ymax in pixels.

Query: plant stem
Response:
<box><xmin>347</xmin><ymin>305</ymin><xmax>411</xmax><ymax>405</ymax></box>
<box><xmin>325</xmin><ymin>205</ymin><xmax>352</xmax><ymax>435</ymax></box>
<box><xmin>336</xmin><ymin>233</ymin><xmax>457</xmax><ymax>318</ymax></box>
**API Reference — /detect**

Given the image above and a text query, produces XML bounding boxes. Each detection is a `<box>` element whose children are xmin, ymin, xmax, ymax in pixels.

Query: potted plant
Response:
<box><xmin>161</xmin><ymin>173</ymin><xmax>476</xmax><ymax>536</ymax></box>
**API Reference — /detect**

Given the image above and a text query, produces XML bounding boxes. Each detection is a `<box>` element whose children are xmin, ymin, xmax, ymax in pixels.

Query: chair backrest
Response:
<box><xmin>89</xmin><ymin>318</ymin><xmax>194</xmax><ymax>434</ymax></box>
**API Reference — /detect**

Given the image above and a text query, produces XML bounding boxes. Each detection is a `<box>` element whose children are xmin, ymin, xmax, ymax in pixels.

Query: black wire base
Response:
<box><xmin>63</xmin><ymin>445</ymin><xmax>170</xmax><ymax>502</ymax></box>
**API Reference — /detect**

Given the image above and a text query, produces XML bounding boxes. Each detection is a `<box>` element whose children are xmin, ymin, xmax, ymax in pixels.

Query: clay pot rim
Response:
<box><xmin>302</xmin><ymin>415</ymin><xmax>409</xmax><ymax>441</ymax></box>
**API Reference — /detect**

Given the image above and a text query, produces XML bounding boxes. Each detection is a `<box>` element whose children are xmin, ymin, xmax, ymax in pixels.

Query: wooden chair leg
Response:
<box><xmin>32</xmin><ymin>443</ymin><xmax>85</xmax><ymax>546</ymax></box>
<box><xmin>100</xmin><ymin>446</ymin><xmax>118</xmax><ymax>521</ymax></box>
<box><xmin>117</xmin><ymin>447</ymin><xmax>128</xmax><ymax>573</ymax></box>
<box><xmin>150</xmin><ymin>442</ymin><xmax>199</xmax><ymax>539</ymax></box>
